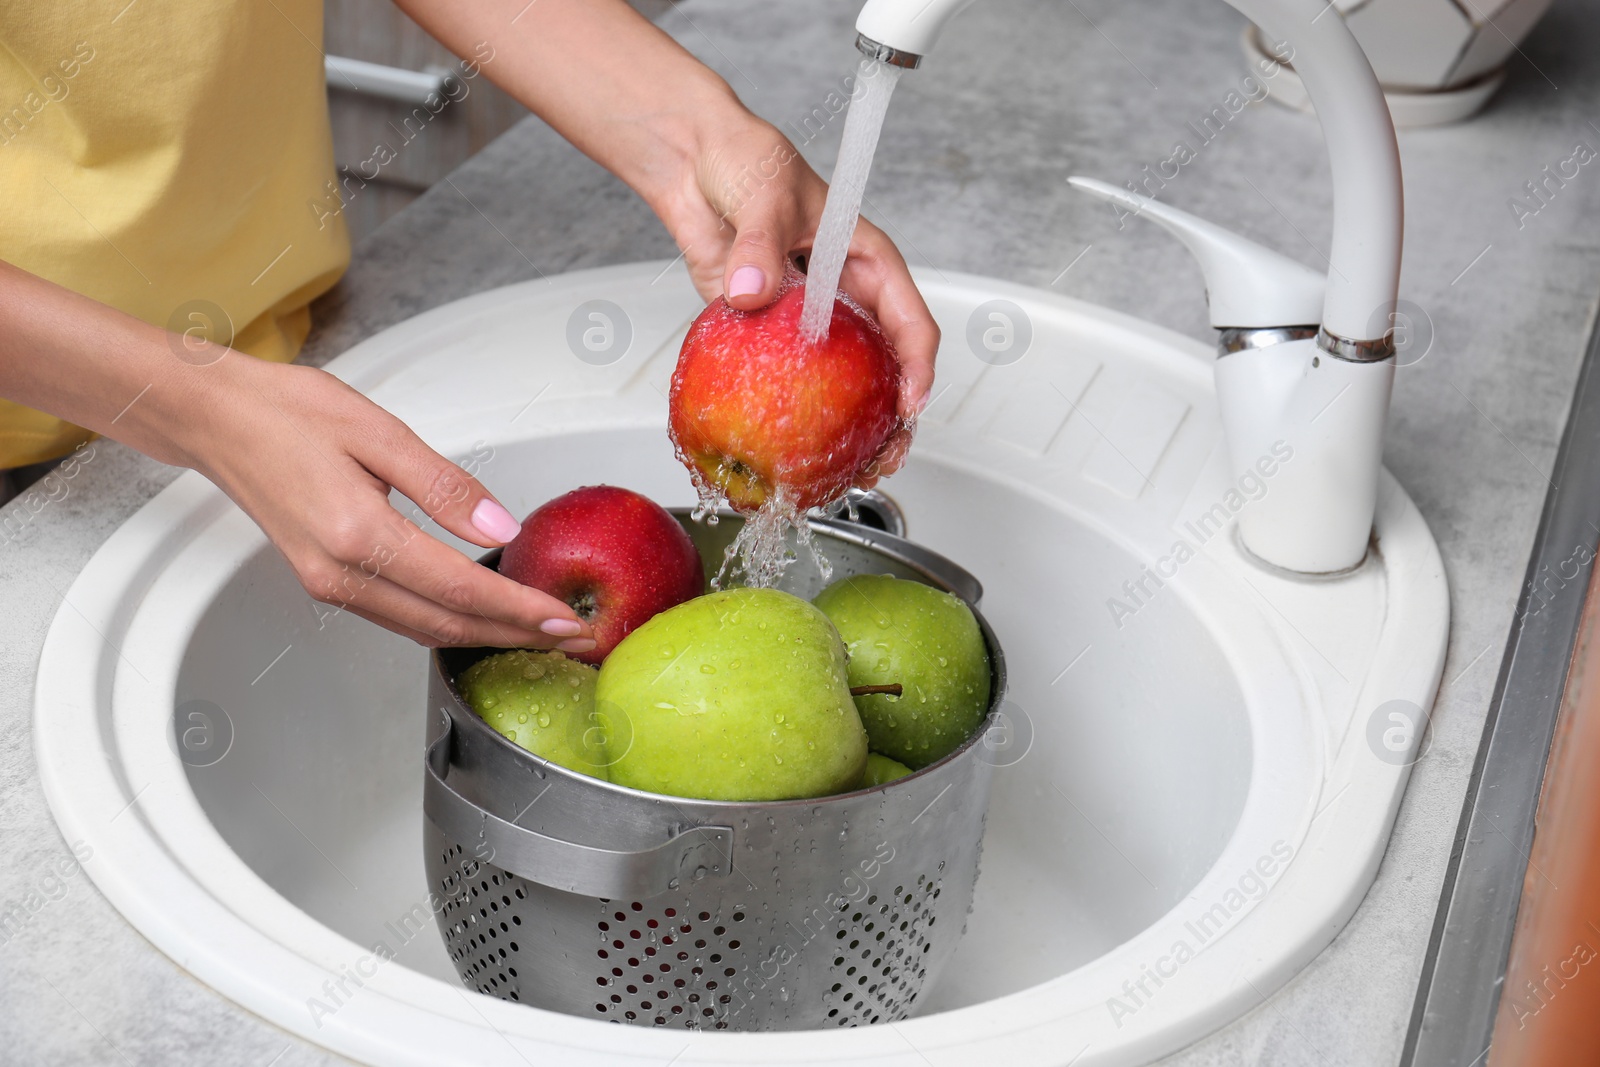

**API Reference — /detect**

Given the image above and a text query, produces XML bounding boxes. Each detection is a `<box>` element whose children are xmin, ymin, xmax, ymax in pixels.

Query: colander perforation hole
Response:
<box><xmin>586</xmin><ymin>898</ymin><xmax>746</xmax><ymax>1030</ymax></box>
<box><xmin>821</xmin><ymin>867</ymin><xmax>949</xmax><ymax>1026</ymax></box>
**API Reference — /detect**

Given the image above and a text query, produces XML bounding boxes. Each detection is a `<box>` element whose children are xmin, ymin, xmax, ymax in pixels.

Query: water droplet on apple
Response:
<box><xmin>480</xmin><ymin>696</ymin><xmax>498</xmax><ymax>710</ymax></box>
<box><xmin>537</xmin><ymin>713</ymin><xmax>551</xmax><ymax>728</ymax></box>
<box><xmin>660</xmin><ymin>646</ymin><xmax>675</xmax><ymax>658</ymax></box>
<box><xmin>516</xmin><ymin>712</ymin><xmax>528</xmax><ymax>724</ymax></box>
<box><xmin>700</xmin><ymin>663</ymin><xmax>717</xmax><ymax>674</ymax></box>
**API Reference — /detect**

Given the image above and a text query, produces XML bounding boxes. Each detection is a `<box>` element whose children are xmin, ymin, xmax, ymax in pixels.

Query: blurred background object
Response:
<box><xmin>1245</xmin><ymin>0</ymin><xmax>1555</xmax><ymax>127</ymax></box>
<box><xmin>1486</xmin><ymin>569</ymin><xmax>1600</xmax><ymax>1067</ymax></box>
<box><xmin>323</xmin><ymin>0</ymin><xmax>528</xmax><ymax>243</ymax></box>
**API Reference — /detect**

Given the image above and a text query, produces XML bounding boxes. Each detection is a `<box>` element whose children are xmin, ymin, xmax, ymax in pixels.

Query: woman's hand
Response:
<box><xmin>396</xmin><ymin>0</ymin><xmax>941</xmax><ymax>460</ymax></box>
<box><xmin>0</xmin><ymin>260</ymin><xmax>594</xmax><ymax>649</ymax></box>
<box><xmin>652</xmin><ymin>115</ymin><xmax>940</xmax><ymax>433</ymax></box>
<box><xmin>183</xmin><ymin>356</ymin><xmax>596</xmax><ymax>650</ymax></box>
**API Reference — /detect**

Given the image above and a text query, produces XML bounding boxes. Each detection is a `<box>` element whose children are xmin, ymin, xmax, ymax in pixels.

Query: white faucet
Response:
<box><xmin>854</xmin><ymin>0</ymin><xmax>1403</xmax><ymax>575</ymax></box>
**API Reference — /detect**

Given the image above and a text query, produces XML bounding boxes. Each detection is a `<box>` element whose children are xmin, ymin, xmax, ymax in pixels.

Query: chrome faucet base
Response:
<box><xmin>1317</xmin><ymin>325</ymin><xmax>1398</xmax><ymax>363</ymax></box>
<box><xmin>1219</xmin><ymin>325</ymin><xmax>1320</xmax><ymax>354</ymax></box>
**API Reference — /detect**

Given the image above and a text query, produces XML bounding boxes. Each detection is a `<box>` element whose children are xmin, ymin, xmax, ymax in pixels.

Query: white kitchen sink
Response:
<box><xmin>33</xmin><ymin>262</ymin><xmax>1447</xmax><ymax>1065</ymax></box>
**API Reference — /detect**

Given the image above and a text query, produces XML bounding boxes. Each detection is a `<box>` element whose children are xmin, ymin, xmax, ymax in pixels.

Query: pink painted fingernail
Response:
<box><xmin>557</xmin><ymin>637</ymin><xmax>597</xmax><ymax>654</ymax></box>
<box><xmin>541</xmin><ymin>618</ymin><xmax>584</xmax><ymax>637</ymax></box>
<box><xmin>728</xmin><ymin>266</ymin><xmax>765</xmax><ymax>300</ymax></box>
<box><xmin>471</xmin><ymin>498</ymin><xmax>521</xmax><ymax>543</ymax></box>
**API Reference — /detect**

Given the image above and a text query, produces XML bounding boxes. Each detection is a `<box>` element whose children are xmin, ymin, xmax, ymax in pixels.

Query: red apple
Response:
<box><xmin>669</xmin><ymin>266</ymin><xmax>901</xmax><ymax>513</ymax></box>
<box><xmin>499</xmin><ymin>486</ymin><xmax>704</xmax><ymax>665</ymax></box>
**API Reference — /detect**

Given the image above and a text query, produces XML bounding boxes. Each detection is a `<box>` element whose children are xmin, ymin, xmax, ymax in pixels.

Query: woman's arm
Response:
<box><xmin>0</xmin><ymin>258</ymin><xmax>595</xmax><ymax>651</ymax></box>
<box><xmin>393</xmin><ymin>0</ymin><xmax>938</xmax><ymax>418</ymax></box>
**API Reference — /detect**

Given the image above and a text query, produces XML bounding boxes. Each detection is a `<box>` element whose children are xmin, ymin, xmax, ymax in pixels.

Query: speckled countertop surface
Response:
<box><xmin>3</xmin><ymin>1</ymin><xmax>1598</xmax><ymax>1064</ymax></box>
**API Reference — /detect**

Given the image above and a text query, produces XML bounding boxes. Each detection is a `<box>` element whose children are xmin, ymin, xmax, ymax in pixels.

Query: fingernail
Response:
<box><xmin>471</xmin><ymin>498</ymin><xmax>522</xmax><ymax>543</ymax></box>
<box><xmin>541</xmin><ymin>618</ymin><xmax>584</xmax><ymax>637</ymax></box>
<box><xmin>728</xmin><ymin>266</ymin><xmax>765</xmax><ymax>300</ymax></box>
<box><xmin>557</xmin><ymin>637</ymin><xmax>597</xmax><ymax>654</ymax></box>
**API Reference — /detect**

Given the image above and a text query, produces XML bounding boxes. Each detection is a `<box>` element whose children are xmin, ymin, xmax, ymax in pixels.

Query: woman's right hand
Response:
<box><xmin>182</xmin><ymin>354</ymin><xmax>595</xmax><ymax>651</ymax></box>
<box><xmin>0</xmin><ymin>259</ymin><xmax>587</xmax><ymax>650</ymax></box>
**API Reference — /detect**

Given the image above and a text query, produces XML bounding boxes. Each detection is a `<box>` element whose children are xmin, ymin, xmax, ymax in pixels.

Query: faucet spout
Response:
<box><xmin>854</xmin><ymin>0</ymin><xmax>1404</xmax><ymax>574</ymax></box>
<box><xmin>856</xmin><ymin>0</ymin><xmax>1400</xmax><ymax>349</ymax></box>
<box><xmin>855</xmin><ymin>0</ymin><xmax>977</xmax><ymax>66</ymax></box>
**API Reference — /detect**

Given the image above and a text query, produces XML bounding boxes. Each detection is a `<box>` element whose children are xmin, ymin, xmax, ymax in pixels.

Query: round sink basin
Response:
<box><xmin>33</xmin><ymin>262</ymin><xmax>1448</xmax><ymax>1065</ymax></box>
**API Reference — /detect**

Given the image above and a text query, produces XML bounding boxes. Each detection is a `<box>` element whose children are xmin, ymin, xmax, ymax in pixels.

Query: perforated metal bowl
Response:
<box><xmin>423</xmin><ymin>510</ymin><xmax>1006</xmax><ymax>1031</ymax></box>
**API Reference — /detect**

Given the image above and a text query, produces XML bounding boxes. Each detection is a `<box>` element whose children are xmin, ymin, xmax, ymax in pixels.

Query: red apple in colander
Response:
<box><xmin>668</xmin><ymin>267</ymin><xmax>901</xmax><ymax>513</ymax></box>
<box><xmin>499</xmin><ymin>486</ymin><xmax>704</xmax><ymax>665</ymax></box>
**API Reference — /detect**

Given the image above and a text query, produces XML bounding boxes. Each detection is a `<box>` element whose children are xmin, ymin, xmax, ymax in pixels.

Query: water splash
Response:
<box><xmin>798</xmin><ymin>58</ymin><xmax>903</xmax><ymax>342</ymax></box>
<box><xmin>683</xmin><ymin>472</ymin><xmax>837</xmax><ymax>592</ymax></box>
<box><xmin>690</xmin><ymin>472</ymin><xmax>722</xmax><ymax>526</ymax></box>
<box><xmin>713</xmin><ymin>489</ymin><xmax>811</xmax><ymax>591</ymax></box>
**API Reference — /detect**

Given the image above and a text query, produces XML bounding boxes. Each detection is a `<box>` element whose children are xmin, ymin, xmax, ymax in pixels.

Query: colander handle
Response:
<box><xmin>424</xmin><ymin>718</ymin><xmax>734</xmax><ymax>899</ymax></box>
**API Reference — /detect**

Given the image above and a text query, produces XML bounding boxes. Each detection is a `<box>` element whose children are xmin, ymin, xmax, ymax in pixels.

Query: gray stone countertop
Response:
<box><xmin>2</xmin><ymin>0</ymin><xmax>1597</xmax><ymax>1064</ymax></box>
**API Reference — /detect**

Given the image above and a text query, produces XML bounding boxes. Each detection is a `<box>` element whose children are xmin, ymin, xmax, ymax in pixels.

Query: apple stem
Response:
<box><xmin>850</xmin><ymin>683</ymin><xmax>903</xmax><ymax>697</ymax></box>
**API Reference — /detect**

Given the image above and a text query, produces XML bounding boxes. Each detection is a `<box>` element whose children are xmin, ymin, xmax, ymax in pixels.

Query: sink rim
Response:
<box><xmin>33</xmin><ymin>262</ymin><xmax>1448</xmax><ymax>1066</ymax></box>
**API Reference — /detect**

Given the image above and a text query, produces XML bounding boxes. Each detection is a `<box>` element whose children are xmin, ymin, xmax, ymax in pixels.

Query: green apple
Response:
<box><xmin>596</xmin><ymin>587</ymin><xmax>868</xmax><ymax>801</ymax></box>
<box><xmin>457</xmin><ymin>650</ymin><xmax>606</xmax><ymax>779</ymax></box>
<box><xmin>861</xmin><ymin>752</ymin><xmax>913</xmax><ymax>787</ymax></box>
<box><xmin>814</xmin><ymin>574</ymin><xmax>991</xmax><ymax>769</ymax></box>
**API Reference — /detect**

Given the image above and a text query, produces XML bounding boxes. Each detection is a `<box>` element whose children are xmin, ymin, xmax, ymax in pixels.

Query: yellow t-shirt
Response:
<box><xmin>0</xmin><ymin>0</ymin><xmax>351</xmax><ymax>467</ymax></box>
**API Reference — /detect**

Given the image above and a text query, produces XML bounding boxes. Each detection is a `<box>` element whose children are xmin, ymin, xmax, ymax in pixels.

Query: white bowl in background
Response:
<box><xmin>1247</xmin><ymin>0</ymin><xmax>1553</xmax><ymax>127</ymax></box>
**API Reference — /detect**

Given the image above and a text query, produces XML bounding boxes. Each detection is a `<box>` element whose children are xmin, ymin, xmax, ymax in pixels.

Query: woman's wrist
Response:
<box><xmin>621</xmin><ymin>80</ymin><xmax>758</xmax><ymax>214</ymax></box>
<box><xmin>110</xmin><ymin>334</ymin><xmax>264</xmax><ymax>477</ymax></box>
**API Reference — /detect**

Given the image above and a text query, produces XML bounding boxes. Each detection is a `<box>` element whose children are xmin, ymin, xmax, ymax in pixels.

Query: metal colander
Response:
<box><xmin>422</xmin><ymin>510</ymin><xmax>1006</xmax><ymax>1031</ymax></box>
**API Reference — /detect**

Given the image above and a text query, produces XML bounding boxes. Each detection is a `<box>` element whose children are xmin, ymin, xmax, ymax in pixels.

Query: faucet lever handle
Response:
<box><xmin>1068</xmin><ymin>176</ymin><xmax>1325</xmax><ymax>330</ymax></box>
